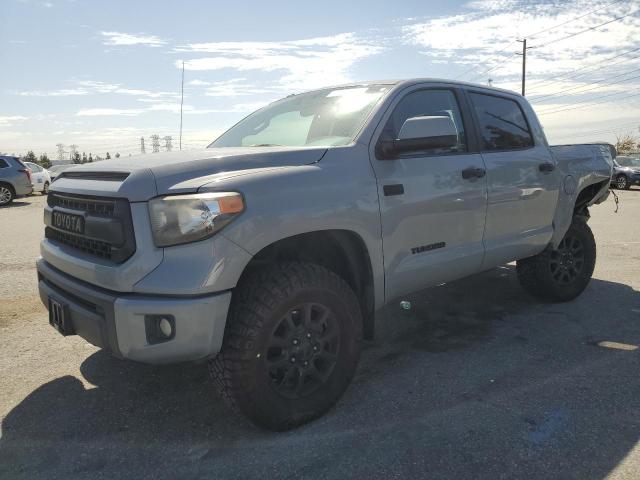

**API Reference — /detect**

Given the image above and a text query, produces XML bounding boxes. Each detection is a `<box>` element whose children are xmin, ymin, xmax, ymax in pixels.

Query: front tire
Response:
<box><xmin>210</xmin><ymin>262</ymin><xmax>362</xmax><ymax>431</ymax></box>
<box><xmin>517</xmin><ymin>218</ymin><xmax>596</xmax><ymax>302</ymax></box>
<box><xmin>616</xmin><ymin>174</ymin><xmax>630</xmax><ymax>190</ymax></box>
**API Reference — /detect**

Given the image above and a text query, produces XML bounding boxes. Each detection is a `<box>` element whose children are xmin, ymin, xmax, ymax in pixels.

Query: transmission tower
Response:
<box><xmin>69</xmin><ymin>144</ymin><xmax>78</xmax><ymax>161</ymax></box>
<box><xmin>140</xmin><ymin>137</ymin><xmax>146</xmax><ymax>154</ymax></box>
<box><xmin>56</xmin><ymin>143</ymin><xmax>65</xmax><ymax>161</ymax></box>
<box><xmin>150</xmin><ymin>134</ymin><xmax>160</xmax><ymax>153</ymax></box>
<box><xmin>163</xmin><ymin>136</ymin><xmax>173</xmax><ymax>152</ymax></box>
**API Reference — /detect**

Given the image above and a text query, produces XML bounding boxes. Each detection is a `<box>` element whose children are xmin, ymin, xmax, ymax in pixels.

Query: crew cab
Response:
<box><xmin>36</xmin><ymin>79</ymin><xmax>614</xmax><ymax>430</ymax></box>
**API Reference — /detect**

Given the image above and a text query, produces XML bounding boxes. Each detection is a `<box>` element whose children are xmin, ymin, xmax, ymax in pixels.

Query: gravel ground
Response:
<box><xmin>0</xmin><ymin>189</ymin><xmax>639</xmax><ymax>480</ymax></box>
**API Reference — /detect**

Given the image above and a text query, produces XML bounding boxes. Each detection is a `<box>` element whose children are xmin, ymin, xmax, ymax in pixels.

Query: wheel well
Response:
<box><xmin>237</xmin><ymin>230</ymin><xmax>376</xmax><ymax>339</ymax></box>
<box><xmin>0</xmin><ymin>181</ymin><xmax>15</xmax><ymax>195</ymax></box>
<box><xmin>573</xmin><ymin>180</ymin><xmax>609</xmax><ymax>216</ymax></box>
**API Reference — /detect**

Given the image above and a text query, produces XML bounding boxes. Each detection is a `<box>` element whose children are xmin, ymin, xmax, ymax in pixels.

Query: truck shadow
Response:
<box><xmin>1</xmin><ymin>265</ymin><xmax>640</xmax><ymax>479</ymax></box>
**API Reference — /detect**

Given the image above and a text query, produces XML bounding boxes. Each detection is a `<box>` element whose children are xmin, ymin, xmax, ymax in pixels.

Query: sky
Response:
<box><xmin>1</xmin><ymin>0</ymin><xmax>639</xmax><ymax>158</ymax></box>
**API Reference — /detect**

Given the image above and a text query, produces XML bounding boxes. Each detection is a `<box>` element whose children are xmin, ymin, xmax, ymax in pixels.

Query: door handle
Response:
<box><xmin>462</xmin><ymin>167</ymin><xmax>486</xmax><ymax>179</ymax></box>
<box><xmin>539</xmin><ymin>162</ymin><xmax>555</xmax><ymax>173</ymax></box>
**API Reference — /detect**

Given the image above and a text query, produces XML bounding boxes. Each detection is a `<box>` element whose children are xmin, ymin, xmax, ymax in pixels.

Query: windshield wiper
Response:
<box><xmin>249</xmin><ymin>143</ymin><xmax>284</xmax><ymax>147</ymax></box>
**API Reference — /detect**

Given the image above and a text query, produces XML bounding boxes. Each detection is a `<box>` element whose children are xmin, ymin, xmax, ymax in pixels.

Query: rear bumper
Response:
<box><xmin>14</xmin><ymin>181</ymin><xmax>33</xmax><ymax>196</ymax></box>
<box><xmin>37</xmin><ymin>258</ymin><xmax>231</xmax><ymax>364</ymax></box>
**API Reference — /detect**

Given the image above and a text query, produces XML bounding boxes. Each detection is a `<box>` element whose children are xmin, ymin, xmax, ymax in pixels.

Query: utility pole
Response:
<box><xmin>163</xmin><ymin>136</ymin><xmax>173</xmax><ymax>152</ymax></box>
<box><xmin>516</xmin><ymin>38</ymin><xmax>533</xmax><ymax>96</ymax></box>
<box><xmin>140</xmin><ymin>137</ymin><xmax>146</xmax><ymax>154</ymax></box>
<box><xmin>179</xmin><ymin>60</ymin><xmax>185</xmax><ymax>151</ymax></box>
<box><xmin>150</xmin><ymin>134</ymin><xmax>160</xmax><ymax>153</ymax></box>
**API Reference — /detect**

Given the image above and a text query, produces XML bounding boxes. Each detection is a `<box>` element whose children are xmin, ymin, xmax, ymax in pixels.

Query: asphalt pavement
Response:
<box><xmin>1</xmin><ymin>189</ymin><xmax>639</xmax><ymax>480</ymax></box>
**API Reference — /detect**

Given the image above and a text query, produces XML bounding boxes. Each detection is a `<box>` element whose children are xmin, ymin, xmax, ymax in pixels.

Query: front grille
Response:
<box><xmin>46</xmin><ymin>227</ymin><xmax>113</xmax><ymax>260</ymax></box>
<box><xmin>46</xmin><ymin>192</ymin><xmax>136</xmax><ymax>263</ymax></box>
<box><xmin>48</xmin><ymin>194</ymin><xmax>116</xmax><ymax>216</ymax></box>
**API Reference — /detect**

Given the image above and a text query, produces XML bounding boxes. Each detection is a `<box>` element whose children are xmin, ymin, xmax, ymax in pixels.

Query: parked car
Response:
<box><xmin>24</xmin><ymin>161</ymin><xmax>52</xmax><ymax>195</ymax></box>
<box><xmin>37</xmin><ymin>79</ymin><xmax>613</xmax><ymax>430</ymax></box>
<box><xmin>0</xmin><ymin>155</ymin><xmax>33</xmax><ymax>205</ymax></box>
<box><xmin>611</xmin><ymin>155</ymin><xmax>640</xmax><ymax>189</ymax></box>
<box><xmin>47</xmin><ymin>164</ymin><xmax>77</xmax><ymax>182</ymax></box>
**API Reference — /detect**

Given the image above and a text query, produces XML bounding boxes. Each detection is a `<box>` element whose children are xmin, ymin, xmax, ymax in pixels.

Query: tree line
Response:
<box><xmin>20</xmin><ymin>150</ymin><xmax>121</xmax><ymax>169</ymax></box>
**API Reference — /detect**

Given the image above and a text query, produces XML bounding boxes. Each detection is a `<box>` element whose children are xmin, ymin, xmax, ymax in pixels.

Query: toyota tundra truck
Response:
<box><xmin>37</xmin><ymin>79</ymin><xmax>614</xmax><ymax>430</ymax></box>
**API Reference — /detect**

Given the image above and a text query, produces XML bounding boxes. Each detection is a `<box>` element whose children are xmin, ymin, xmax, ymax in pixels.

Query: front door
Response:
<box><xmin>369</xmin><ymin>86</ymin><xmax>488</xmax><ymax>301</ymax></box>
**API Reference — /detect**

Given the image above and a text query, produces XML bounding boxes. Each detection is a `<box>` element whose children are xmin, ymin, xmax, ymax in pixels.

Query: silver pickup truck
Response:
<box><xmin>37</xmin><ymin>79</ymin><xmax>613</xmax><ymax>430</ymax></box>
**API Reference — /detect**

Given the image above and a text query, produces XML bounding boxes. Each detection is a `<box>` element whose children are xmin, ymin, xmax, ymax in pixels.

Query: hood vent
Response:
<box><xmin>59</xmin><ymin>171</ymin><xmax>130</xmax><ymax>182</ymax></box>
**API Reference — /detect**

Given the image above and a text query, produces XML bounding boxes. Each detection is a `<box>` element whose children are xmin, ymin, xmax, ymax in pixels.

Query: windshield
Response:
<box><xmin>209</xmin><ymin>85</ymin><xmax>390</xmax><ymax>148</ymax></box>
<box><xmin>617</xmin><ymin>156</ymin><xmax>640</xmax><ymax>167</ymax></box>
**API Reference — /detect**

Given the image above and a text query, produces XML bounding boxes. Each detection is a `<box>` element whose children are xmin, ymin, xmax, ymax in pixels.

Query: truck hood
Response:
<box><xmin>51</xmin><ymin>146</ymin><xmax>327</xmax><ymax>201</ymax></box>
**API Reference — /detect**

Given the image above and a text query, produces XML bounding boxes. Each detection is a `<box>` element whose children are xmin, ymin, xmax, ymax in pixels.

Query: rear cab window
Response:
<box><xmin>469</xmin><ymin>92</ymin><xmax>533</xmax><ymax>151</ymax></box>
<box><xmin>0</xmin><ymin>159</ymin><xmax>8</xmax><ymax>169</ymax></box>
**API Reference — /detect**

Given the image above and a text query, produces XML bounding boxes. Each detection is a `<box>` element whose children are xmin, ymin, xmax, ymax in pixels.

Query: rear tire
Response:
<box><xmin>42</xmin><ymin>182</ymin><xmax>49</xmax><ymax>195</ymax></box>
<box><xmin>0</xmin><ymin>183</ymin><xmax>14</xmax><ymax>206</ymax></box>
<box><xmin>616</xmin><ymin>174</ymin><xmax>630</xmax><ymax>190</ymax></box>
<box><xmin>517</xmin><ymin>218</ymin><xmax>596</xmax><ymax>302</ymax></box>
<box><xmin>209</xmin><ymin>262</ymin><xmax>362</xmax><ymax>431</ymax></box>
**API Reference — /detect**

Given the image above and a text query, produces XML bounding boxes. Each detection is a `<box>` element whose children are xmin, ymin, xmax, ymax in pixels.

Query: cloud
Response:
<box><xmin>101</xmin><ymin>31</ymin><xmax>166</xmax><ymax>47</ymax></box>
<box><xmin>204</xmin><ymin>78</ymin><xmax>275</xmax><ymax>97</ymax></box>
<box><xmin>188</xmin><ymin>79</ymin><xmax>211</xmax><ymax>86</ymax></box>
<box><xmin>0</xmin><ymin>116</ymin><xmax>28</xmax><ymax>126</ymax></box>
<box><xmin>15</xmin><ymin>80</ymin><xmax>179</xmax><ymax>99</ymax></box>
<box><xmin>17</xmin><ymin>88</ymin><xmax>89</xmax><ymax>96</ymax></box>
<box><xmin>76</xmin><ymin>108</ymin><xmax>144</xmax><ymax>117</ymax></box>
<box><xmin>175</xmin><ymin>33</ymin><xmax>383</xmax><ymax>90</ymax></box>
<box><xmin>403</xmin><ymin>0</ymin><xmax>640</xmax><ymax>84</ymax></box>
<box><xmin>402</xmin><ymin>0</ymin><xmax>640</xmax><ymax>140</ymax></box>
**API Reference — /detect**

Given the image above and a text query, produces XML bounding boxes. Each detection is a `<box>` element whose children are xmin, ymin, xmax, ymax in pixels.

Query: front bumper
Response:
<box><xmin>37</xmin><ymin>258</ymin><xmax>231</xmax><ymax>364</ymax></box>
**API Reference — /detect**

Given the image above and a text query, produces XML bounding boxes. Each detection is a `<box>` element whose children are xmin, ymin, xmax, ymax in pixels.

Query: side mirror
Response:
<box><xmin>378</xmin><ymin>116</ymin><xmax>459</xmax><ymax>159</ymax></box>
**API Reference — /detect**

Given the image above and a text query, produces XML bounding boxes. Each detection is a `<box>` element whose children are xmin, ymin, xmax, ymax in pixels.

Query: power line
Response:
<box><xmin>535</xmin><ymin>7</ymin><xmax>640</xmax><ymax>49</ymax></box>
<box><xmin>466</xmin><ymin>53</ymin><xmax>521</xmax><ymax>83</ymax></box>
<box><xmin>527</xmin><ymin>46</ymin><xmax>640</xmax><ymax>92</ymax></box>
<box><xmin>561</xmin><ymin>120</ymin><xmax>640</xmax><ymax>139</ymax></box>
<box><xmin>455</xmin><ymin>42</ymin><xmax>519</xmax><ymax>81</ymax></box>
<box><xmin>537</xmin><ymin>89</ymin><xmax>640</xmax><ymax>115</ymax></box>
<box><xmin>527</xmin><ymin>0</ymin><xmax>626</xmax><ymax>39</ymax></box>
<box><xmin>529</xmin><ymin>66</ymin><xmax>640</xmax><ymax>101</ymax></box>
<box><xmin>456</xmin><ymin>0</ymin><xmax>629</xmax><ymax>82</ymax></box>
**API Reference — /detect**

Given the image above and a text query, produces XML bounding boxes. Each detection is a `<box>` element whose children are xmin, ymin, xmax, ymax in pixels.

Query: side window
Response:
<box><xmin>470</xmin><ymin>93</ymin><xmax>533</xmax><ymax>151</ymax></box>
<box><xmin>383</xmin><ymin>89</ymin><xmax>467</xmax><ymax>155</ymax></box>
<box><xmin>0</xmin><ymin>159</ymin><xmax>8</xmax><ymax>169</ymax></box>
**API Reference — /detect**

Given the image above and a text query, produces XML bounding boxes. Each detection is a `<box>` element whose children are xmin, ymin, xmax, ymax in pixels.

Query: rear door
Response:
<box><xmin>467</xmin><ymin>91</ymin><xmax>559</xmax><ymax>268</ymax></box>
<box><xmin>369</xmin><ymin>85</ymin><xmax>488</xmax><ymax>301</ymax></box>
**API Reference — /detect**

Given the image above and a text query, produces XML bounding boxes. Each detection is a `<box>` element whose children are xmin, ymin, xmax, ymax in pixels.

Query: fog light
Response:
<box><xmin>159</xmin><ymin>317</ymin><xmax>173</xmax><ymax>337</ymax></box>
<box><xmin>144</xmin><ymin>314</ymin><xmax>176</xmax><ymax>344</ymax></box>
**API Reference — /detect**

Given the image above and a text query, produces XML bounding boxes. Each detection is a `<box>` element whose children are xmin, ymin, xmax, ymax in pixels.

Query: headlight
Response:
<box><xmin>148</xmin><ymin>192</ymin><xmax>244</xmax><ymax>247</ymax></box>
